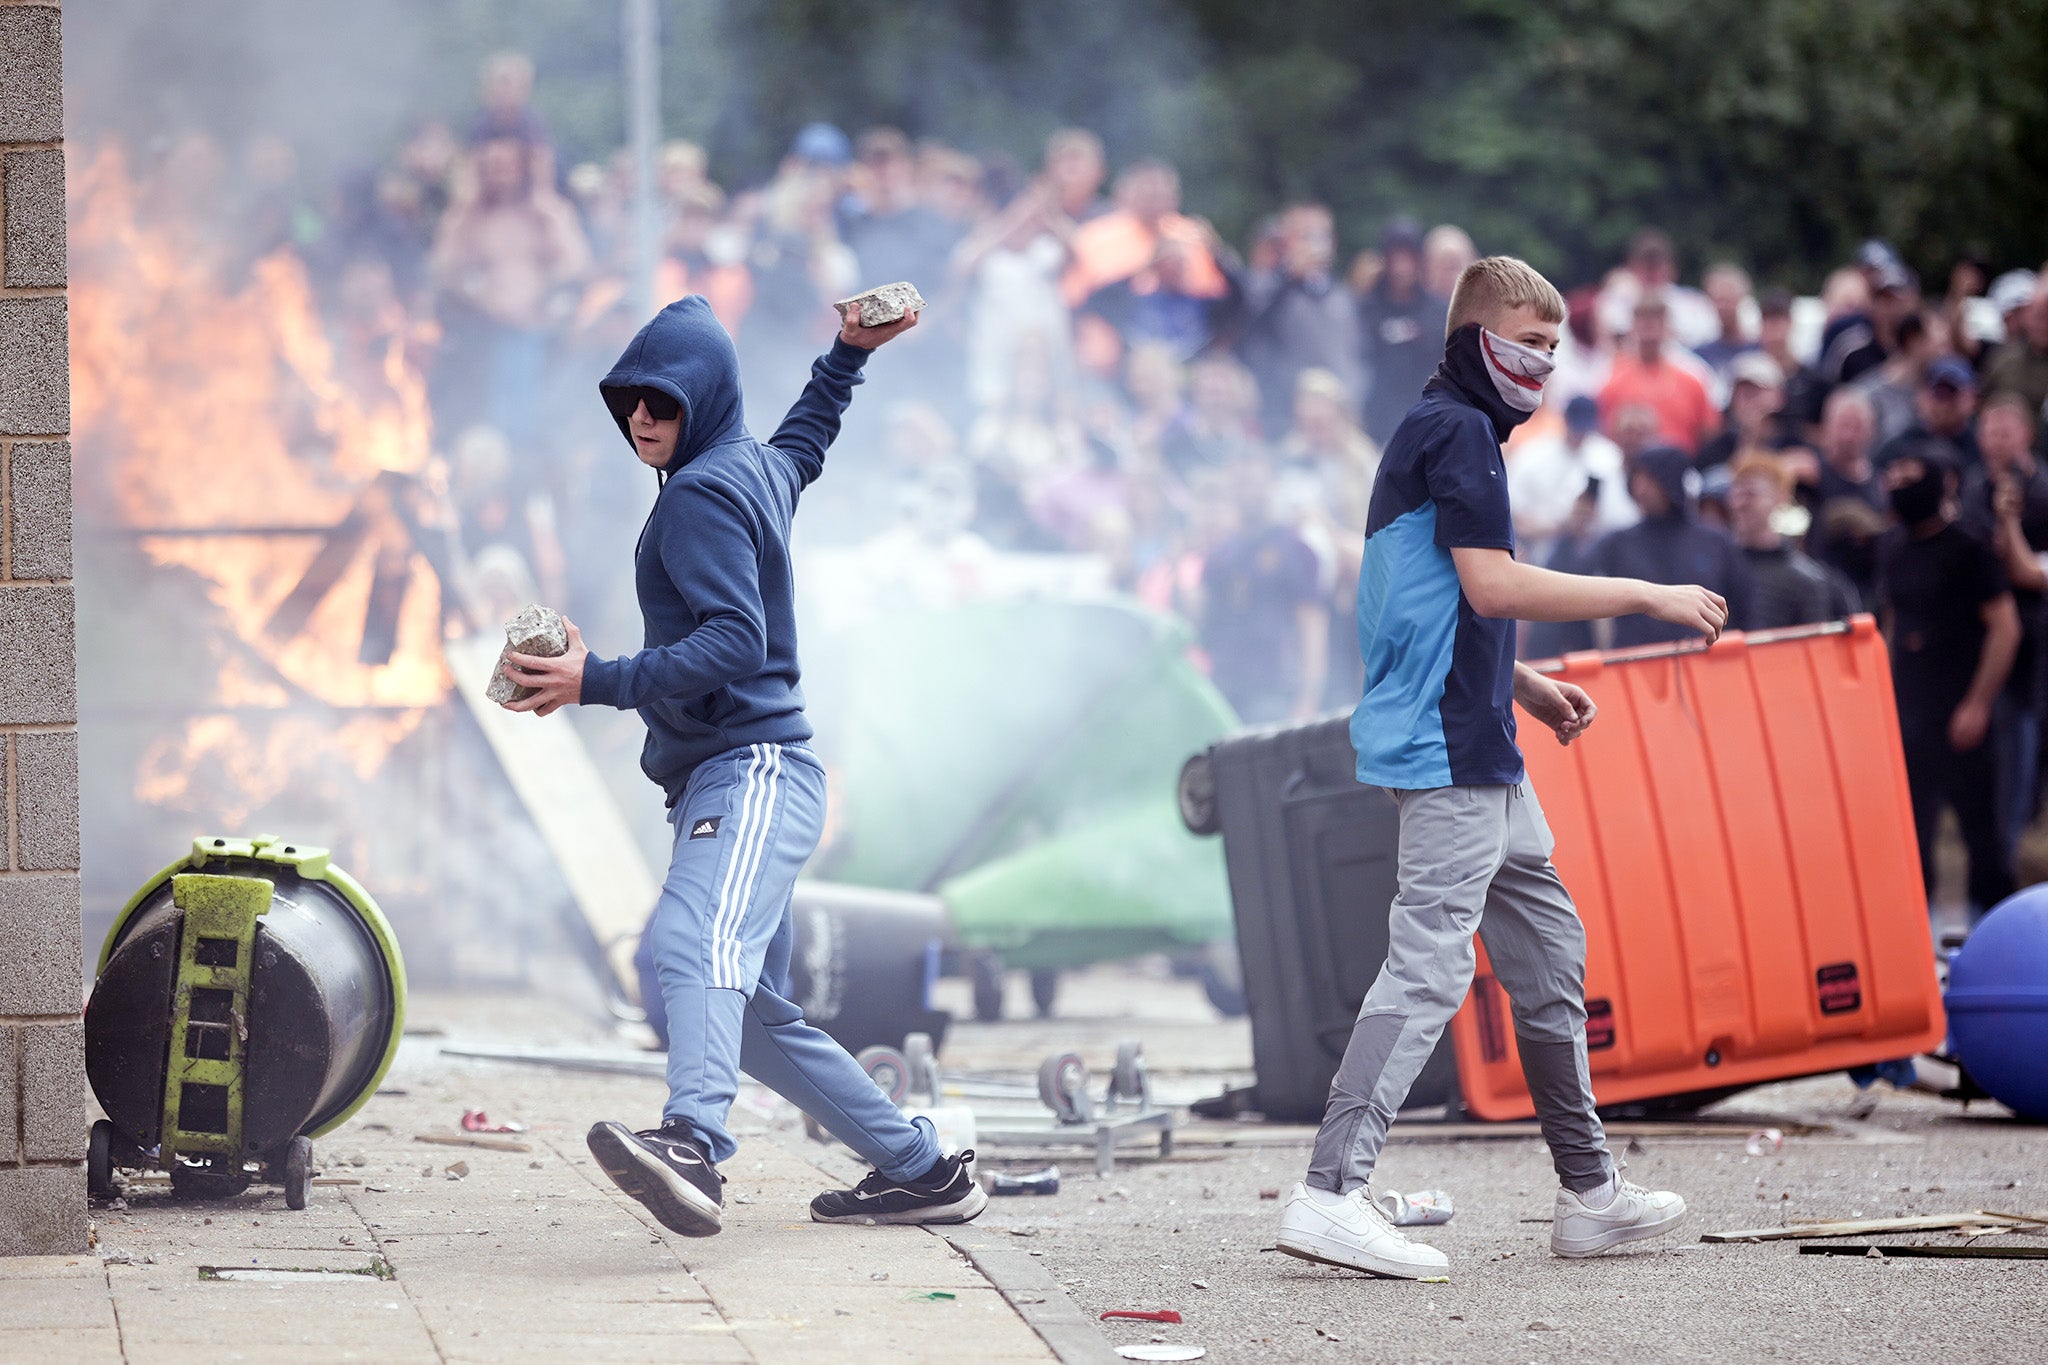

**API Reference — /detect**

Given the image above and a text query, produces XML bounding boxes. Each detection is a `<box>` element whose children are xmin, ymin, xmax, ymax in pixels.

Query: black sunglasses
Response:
<box><xmin>607</xmin><ymin>385</ymin><xmax>682</xmax><ymax>423</ymax></box>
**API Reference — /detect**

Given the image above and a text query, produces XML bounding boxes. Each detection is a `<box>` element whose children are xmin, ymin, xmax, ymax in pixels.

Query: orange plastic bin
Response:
<box><xmin>1449</xmin><ymin>616</ymin><xmax>1947</xmax><ymax>1120</ymax></box>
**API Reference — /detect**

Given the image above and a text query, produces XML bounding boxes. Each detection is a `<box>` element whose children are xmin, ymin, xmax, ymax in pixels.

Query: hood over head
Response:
<box><xmin>1631</xmin><ymin>445</ymin><xmax>1695</xmax><ymax>519</ymax></box>
<box><xmin>599</xmin><ymin>296</ymin><xmax>747</xmax><ymax>475</ymax></box>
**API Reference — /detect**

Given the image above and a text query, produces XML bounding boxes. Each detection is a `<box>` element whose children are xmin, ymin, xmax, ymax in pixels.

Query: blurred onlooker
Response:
<box><xmin>1694</xmin><ymin>262</ymin><xmax>1758</xmax><ymax>386</ymax></box>
<box><xmin>1548</xmin><ymin>286</ymin><xmax>1615</xmax><ymax>408</ymax></box>
<box><xmin>1982</xmin><ymin>279</ymin><xmax>2048</xmax><ymax>419</ymax></box>
<box><xmin>1274</xmin><ymin>368</ymin><xmax>1376</xmax><ymax>708</ymax></box>
<box><xmin>1756</xmin><ymin>288</ymin><xmax>1827</xmax><ymax>440</ymax></box>
<box><xmin>429</xmin><ymin>134</ymin><xmax>591</xmax><ymax>450</ymax></box>
<box><xmin>1852</xmin><ymin>311</ymin><xmax>1941</xmax><ymax>447</ymax></box>
<box><xmin>1357</xmin><ymin>216</ymin><xmax>1450</xmax><ymax>445</ymax></box>
<box><xmin>739</xmin><ymin>128</ymin><xmax>859</xmax><ymax>401</ymax></box>
<box><xmin>1820</xmin><ymin>257</ymin><xmax>1918</xmax><ymax>389</ymax></box>
<box><xmin>1124</xmin><ymin>342</ymin><xmax>1189</xmax><ymax>457</ymax></box>
<box><xmin>1061</xmin><ymin>160</ymin><xmax>1228</xmax><ymax>308</ymax></box>
<box><xmin>1198</xmin><ymin>456</ymin><xmax>1326</xmax><ymax>723</ymax></box>
<box><xmin>845</xmin><ymin>127</ymin><xmax>962</xmax><ymax>288</ymax></box>
<box><xmin>1075</xmin><ymin>229</ymin><xmax>1241</xmax><ymax>372</ymax></box>
<box><xmin>953</xmin><ymin>179</ymin><xmax>1075</xmax><ymax>410</ymax></box>
<box><xmin>470</xmin><ymin>52</ymin><xmax>550</xmax><ymax>162</ymax></box>
<box><xmin>1726</xmin><ymin>453</ymin><xmax>1857</xmax><ymax>628</ymax></box>
<box><xmin>1598</xmin><ymin>294</ymin><xmax>1718</xmax><ymax>454</ymax></box>
<box><xmin>1588</xmin><ymin>446</ymin><xmax>1753</xmax><ymax>646</ymax></box>
<box><xmin>966</xmin><ymin>331</ymin><xmax>1085</xmax><ymax>549</ymax></box>
<box><xmin>1964</xmin><ymin>393</ymin><xmax>2048</xmax><ymax>853</ymax></box>
<box><xmin>1042</xmin><ymin>127</ymin><xmax>1109</xmax><ymax>224</ymax></box>
<box><xmin>1616</xmin><ymin>228</ymin><xmax>1717</xmax><ymax>348</ymax></box>
<box><xmin>1697</xmin><ymin>352</ymin><xmax>1788</xmax><ymax>470</ymax></box>
<box><xmin>1877</xmin><ymin>444</ymin><xmax>2019</xmax><ymax>921</ymax></box>
<box><xmin>1160</xmin><ymin>356</ymin><xmax>1263</xmax><ymax>479</ymax></box>
<box><xmin>1876</xmin><ymin>356</ymin><xmax>1981</xmax><ymax>469</ymax></box>
<box><xmin>1508</xmin><ymin>394</ymin><xmax>1637</xmax><ymax>567</ymax></box>
<box><xmin>1239</xmin><ymin>203</ymin><xmax>1362</xmax><ymax>436</ymax></box>
<box><xmin>1420</xmin><ymin>224</ymin><xmax>1476</xmax><ymax>303</ymax></box>
<box><xmin>653</xmin><ymin>185</ymin><xmax>752</xmax><ymax>331</ymax></box>
<box><xmin>1804</xmin><ymin>388</ymin><xmax>1889</xmax><ymax>603</ymax></box>
<box><xmin>1522</xmin><ymin>481</ymin><xmax>1607</xmax><ymax>659</ymax></box>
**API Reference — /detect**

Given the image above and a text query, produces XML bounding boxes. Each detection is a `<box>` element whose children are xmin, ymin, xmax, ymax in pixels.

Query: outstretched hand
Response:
<box><xmin>1645</xmin><ymin>583</ymin><xmax>1730</xmax><ymax>643</ymax></box>
<box><xmin>838</xmin><ymin>305</ymin><xmax>920</xmax><ymax>349</ymax></box>
<box><xmin>500</xmin><ymin>619</ymin><xmax>590</xmax><ymax>718</ymax></box>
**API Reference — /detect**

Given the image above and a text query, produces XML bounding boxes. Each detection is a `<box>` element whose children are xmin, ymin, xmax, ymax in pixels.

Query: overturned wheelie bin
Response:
<box><xmin>84</xmin><ymin>835</ymin><xmax>406</xmax><ymax>1208</ymax></box>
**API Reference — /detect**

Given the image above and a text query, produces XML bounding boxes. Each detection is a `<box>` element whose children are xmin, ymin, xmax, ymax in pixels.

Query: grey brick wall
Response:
<box><xmin>0</xmin><ymin>0</ymin><xmax>83</xmax><ymax>1258</ymax></box>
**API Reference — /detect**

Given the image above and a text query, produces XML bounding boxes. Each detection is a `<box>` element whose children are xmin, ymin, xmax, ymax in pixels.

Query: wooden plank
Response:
<box><xmin>413</xmin><ymin>1133</ymin><xmax>534</xmax><ymax>1153</ymax></box>
<box><xmin>445</xmin><ymin>632</ymin><xmax>660</xmax><ymax>1000</ymax></box>
<box><xmin>1703</xmin><ymin>1213</ymin><xmax>2030</xmax><ymax>1243</ymax></box>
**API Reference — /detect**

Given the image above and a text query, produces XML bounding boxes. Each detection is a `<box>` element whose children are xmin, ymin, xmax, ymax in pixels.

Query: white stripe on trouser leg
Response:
<box><xmin>710</xmin><ymin>745</ymin><xmax>768</xmax><ymax>990</ymax></box>
<box><xmin>720</xmin><ymin>746</ymin><xmax>782</xmax><ymax>989</ymax></box>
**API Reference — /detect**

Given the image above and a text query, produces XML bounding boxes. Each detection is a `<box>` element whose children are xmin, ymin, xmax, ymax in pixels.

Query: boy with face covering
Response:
<box><xmin>1277</xmin><ymin>258</ymin><xmax>1728</xmax><ymax>1279</ymax></box>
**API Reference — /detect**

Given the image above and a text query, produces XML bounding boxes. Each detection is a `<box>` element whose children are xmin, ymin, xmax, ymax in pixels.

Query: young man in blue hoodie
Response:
<box><xmin>1274</xmin><ymin>258</ymin><xmax>1729</xmax><ymax>1279</ymax></box>
<box><xmin>499</xmin><ymin>294</ymin><xmax>987</xmax><ymax>1237</ymax></box>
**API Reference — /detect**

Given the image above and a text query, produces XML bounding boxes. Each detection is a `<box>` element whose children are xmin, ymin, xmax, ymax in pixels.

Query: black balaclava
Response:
<box><xmin>1632</xmin><ymin>445</ymin><xmax>1694</xmax><ymax>521</ymax></box>
<box><xmin>1887</xmin><ymin>450</ymin><xmax>1954</xmax><ymax>526</ymax></box>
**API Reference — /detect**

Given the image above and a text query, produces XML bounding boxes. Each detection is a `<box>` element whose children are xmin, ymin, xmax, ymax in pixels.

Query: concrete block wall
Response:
<box><xmin>0</xmin><ymin>0</ymin><xmax>85</xmax><ymax>1257</ymax></box>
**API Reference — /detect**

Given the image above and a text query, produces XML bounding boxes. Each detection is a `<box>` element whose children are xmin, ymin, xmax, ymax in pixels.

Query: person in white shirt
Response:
<box><xmin>1507</xmin><ymin>394</ymin><xmax>1639</xmax><ymax>566</ymax></box>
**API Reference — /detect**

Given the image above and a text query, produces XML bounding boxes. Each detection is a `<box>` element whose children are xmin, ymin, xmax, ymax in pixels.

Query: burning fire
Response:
<box><xmin>70</xmin><ymin>142</ymin><xmax>451</xmax><ymax>816</ymax></box>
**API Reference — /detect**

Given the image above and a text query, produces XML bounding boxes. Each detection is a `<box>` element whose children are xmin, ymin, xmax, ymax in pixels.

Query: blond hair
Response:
<box><xmin>1446</xmin><ymin>256</ymin><xmax>1567</xmax><ymax>337</ymax></box>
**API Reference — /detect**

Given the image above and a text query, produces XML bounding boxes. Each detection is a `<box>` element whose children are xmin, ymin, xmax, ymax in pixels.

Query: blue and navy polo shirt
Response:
<box><xmin>1350</xmin><ymin>384</ymin><xmax>1523</xmax><ymax>790</ymax></box>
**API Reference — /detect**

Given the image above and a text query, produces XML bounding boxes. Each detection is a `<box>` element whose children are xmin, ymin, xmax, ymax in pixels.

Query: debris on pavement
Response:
<box><xmin>1703</xmin><ymin>1213</ymin><xmax>2032</xmax><ymax>1242</ymax></box>
<box><xmin>414</xmin><ymin>1133</ymin><xmax>533</xmax><ymax>1153</ymax></box>
<box><xmin>1102</xmin><ymin>1310</ymin><xmax>1183</xmax><ymax>1323</ymax></box>
<box><xmin>444</xmin><ymin>1162</ymin><xmax>469</xmax><ymax>1180</ymax></box>
<box><xmin>903</xmin><ymin>1291</ymin><xmax>957</xmax><ymax>1302</ymax></box>
<box><xmin>1257</xmin><ymin>1188</ymin><xmax>1280</xmax><ymax>1200</ymax></box>
<box><xmin>1529</xmin><ymin>1320</ymin><xmax>1559</xmax><ymax>1332</ymax></box>
<box><xmin>460</xmin><ymin>1109</ymin><xmax>529</xmax><ymax>1133</ymax></box>
<box><xmin>1800</xmin><ymin>1243</ymin><xmax>2048</xmax><ymax>1259</ymax></box>
<box><xmin>982</xmin><ymin>1166</ymin><xmax>1061</xmax><ymax>1196</ymax></box>
<box><xmin>1745</xmin><ymin>1128</ymin><xmax>1784</xmax><ymax>1155</ymax></box>
<box><xmin>1375</xmin><ymin>1187</ymin><xmax>1454</xmax><ymax>1227</ymax></box>
<box><xmin>1114</xmin><ymin>1347</ymin><xmax>1205</xmax><ymax>1362</ymax></box>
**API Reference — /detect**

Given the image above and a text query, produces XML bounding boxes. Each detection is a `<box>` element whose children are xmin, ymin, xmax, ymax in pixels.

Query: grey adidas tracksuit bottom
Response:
<box><xmin>1306</xmin><ymin>779</ymin><xmax>1615</xmax><ymax>1196</ymax></box>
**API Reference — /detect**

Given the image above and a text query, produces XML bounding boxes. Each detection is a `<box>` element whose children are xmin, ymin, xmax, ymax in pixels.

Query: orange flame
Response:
<box><xmin>70</xmin><ymin>142</ymin><xmax>451</xmax><ymax>810</ymax></box>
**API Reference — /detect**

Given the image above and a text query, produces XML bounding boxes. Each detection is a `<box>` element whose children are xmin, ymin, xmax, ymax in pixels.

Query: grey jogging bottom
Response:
<box><xmin>1306</xmin><ymin>779</ymin><xmax>1615</xmax><ymax>1196</ymax></box>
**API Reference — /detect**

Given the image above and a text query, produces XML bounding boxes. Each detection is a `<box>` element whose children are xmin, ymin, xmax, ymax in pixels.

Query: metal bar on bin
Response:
<box><xmin>160</xmin><ymin>873</ymin><xmax>272</xmax><ymax>1162</ymax></box>
<box><xmin>1525</xmin><ymin>617</ymin><xmax>1862</xmax><ymax>674</ymax></box>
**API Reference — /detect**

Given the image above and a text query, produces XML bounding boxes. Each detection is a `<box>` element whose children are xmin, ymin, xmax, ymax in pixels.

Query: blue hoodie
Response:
<box><xmin>580</xmin><ymin>296</ymin><xmax>871</xmax><ymax>805</ymax></box>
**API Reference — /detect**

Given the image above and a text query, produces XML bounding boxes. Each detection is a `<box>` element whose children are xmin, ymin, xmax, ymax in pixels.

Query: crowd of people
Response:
<box><xmin>160</xmin><ymin>51</ymin><xmax>2048</xmax><ymax>925</ymax></box>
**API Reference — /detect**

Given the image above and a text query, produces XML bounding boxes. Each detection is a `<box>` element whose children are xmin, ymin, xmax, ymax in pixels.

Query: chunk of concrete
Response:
<box><xmin>485</xmin><ymin>604</ymin><xmax>568</xmax><ymax>704</ymax></box>
<box><xmin>834</xmin><ymin>281</ymin><xmax>927</xmax><ymax>327</ymax></box>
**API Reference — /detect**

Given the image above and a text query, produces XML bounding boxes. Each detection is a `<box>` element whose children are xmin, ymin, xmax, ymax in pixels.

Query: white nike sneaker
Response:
<box><xmin>1550</xmin><ymin>1178</ymin><xmax>1687</xmax><ymax>1257</ymax></box>
<box><xmin>1276</xmin><ymin>1181</ymin><xmax>1450</xmax><ymax>1279</ymax></box>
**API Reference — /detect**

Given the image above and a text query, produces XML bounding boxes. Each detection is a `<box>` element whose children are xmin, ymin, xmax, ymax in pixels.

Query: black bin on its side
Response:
<box><xmin>1181</xmin><ymin>716</ymin><xmax>1458</xmax><ymax>1122</ymax></box>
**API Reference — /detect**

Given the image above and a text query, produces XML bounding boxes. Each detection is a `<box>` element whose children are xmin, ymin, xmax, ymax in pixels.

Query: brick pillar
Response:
<box><xmin>0</xmin><ymin>0</ymin><xmax>86</xmax><ymax>1257</ymax></box>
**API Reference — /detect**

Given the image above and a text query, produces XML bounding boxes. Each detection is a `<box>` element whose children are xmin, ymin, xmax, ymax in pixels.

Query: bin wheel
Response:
<box><xmin>1037</xmin><ymin>1052</ymin><xmax>1092</xmax><ymax>1124</ymax></box>
<box><xmin>1029</xmin><ymin>969</ymin><xmax>1060</xmax><ymax>1019</ymax></box>
<box><xmin>857</xmin><ymin>1046</ymin><xmax>912</xmax><ymax>1105</ymax></box>
<box><xmin>903</xmin><ymin>1033</ymin><xmax>938</xmax><ymax>1104</ymax></box>
<box><xmin>1198</xmin><ymin>942</ymin><xmax>1247</xmax><ymax>1018</ymax></box>
<box><xmin>1178</xmin><ymin>753</ymin><xmax>1220</xmax><ymax>835</ymax></box>
<box><xmin>88</xmin><ymin>1120</ymin><xmax>118</xmax><ymax>1199</ymax></box>
<box><xmin>969</xmin><ymin>952</ymin><xmax>1005</xmax><ymax>1022</ymax></box>
<box><xmin>283</xmin><ymin>1136</ymin><xmax>314</xmax><ymax>1211</ymax></box>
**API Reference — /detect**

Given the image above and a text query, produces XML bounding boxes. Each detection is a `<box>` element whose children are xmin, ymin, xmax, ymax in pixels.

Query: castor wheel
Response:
<box><xmin>1177</xmin><ymin>751</ymin><xmax>1219</xmax><ymax>834</ymax></box>
<box><xmin>969</xmin><ymin>952</ymin><xmax>1005</xmax><ymax>1022</ymax></box>
<box><xmin>1109</xmin><ymin>1040</ymin><xmax>1150</xmax><ymax>1111</ymax></box>
<box><xmin>170</xmin><ymin>1157</ymin><xmax>250</xmax><ymax>1201</ymax></box>
<box><xmin>1029</xmin><ymin>969</ymin><xmax>1060</xmax><ymax>1018</ymax></box>
<box><xmin>1037</xmin><ymin>1051</ymin><xmax>1093</xmax><ymax>1125</ymax></box>
<box><xmin>87</xmin><ymin>1120</ymin><xmax>118</xmax><ymax>1199</ymax></box>
<box><xmin>283</xmin><ymin>1135</ymin><xmax>314</xmax><ymax>1211</ymax></box>
<box><xmin>903</xmin><ymin>1032</ymin><xmax>940</xmax><ymax>1105</ymax></box>
<box><xmin>857</xmin><ymin>1045</ymin><xmax>911</xmax><ymax>1105</ymax></box>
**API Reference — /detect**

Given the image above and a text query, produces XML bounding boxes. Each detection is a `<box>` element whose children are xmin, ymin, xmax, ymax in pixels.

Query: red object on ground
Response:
<box><xmin>1451</xmin><ymin>618</ymin><xmax>1947</xmax><ymax>1120</ymax></box>
<box><xmin>460</xmin><ymin>1109</ymin><xmax>527</xmax><ymax>1133</ymax></box>
<box><xmin>1100</xmin><ymin>1310</ymin><xmax>1183</xmax><ymax>1323</ymax></box>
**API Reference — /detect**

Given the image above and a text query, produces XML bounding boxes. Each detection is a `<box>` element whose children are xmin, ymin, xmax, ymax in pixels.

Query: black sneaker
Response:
<box><xmin>586</xmin><ymin>1120</ymin><xmax>724</xmax><ymax>1238</ymax></box>
<box><xmin>809</xmin><ymin>1149</ymin><xmax>989</xmax><ymax>1225</ymax></box>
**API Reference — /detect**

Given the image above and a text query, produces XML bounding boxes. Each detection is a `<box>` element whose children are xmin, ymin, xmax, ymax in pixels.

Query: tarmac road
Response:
<box><xmin>939</xmin><ymin>964</ymin><xmax>2048</xmax><ymax>1365</ymax></box>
